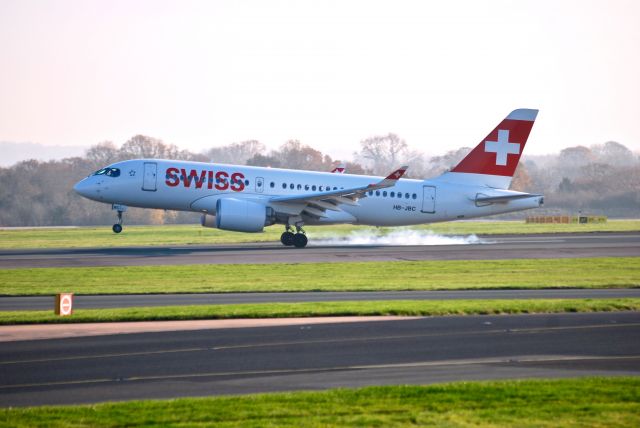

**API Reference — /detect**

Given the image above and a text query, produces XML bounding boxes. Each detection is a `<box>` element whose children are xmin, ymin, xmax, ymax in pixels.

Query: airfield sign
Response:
<box><xmin>55</xmin><ymin>293</ymin><xmax>74</xmax><ymax>316</ymax></box>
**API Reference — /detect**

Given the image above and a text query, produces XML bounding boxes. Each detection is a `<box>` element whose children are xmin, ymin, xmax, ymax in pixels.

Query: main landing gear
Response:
<box><xmin>280</xmin><ymin>225</ymin><xmax>308</xmax><ymax>248</ymax></box>
<box><xmin>111</xmin><ymin>204</ymin><xmax>127</xmax><ymax>234</ymax></box>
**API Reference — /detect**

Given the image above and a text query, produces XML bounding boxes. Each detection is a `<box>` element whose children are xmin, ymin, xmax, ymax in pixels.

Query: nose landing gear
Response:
<box><xmin>111</xmin><ymin>204</ymin><xmax>127</xmax><ymax>234</ymax></box>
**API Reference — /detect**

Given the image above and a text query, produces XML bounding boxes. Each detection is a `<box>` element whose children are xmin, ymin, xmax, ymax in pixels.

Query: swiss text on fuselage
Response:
<box><xmin>165</xmin><ymin>167</ymin><xmax>246</xmax><ymax>191</ymax></box>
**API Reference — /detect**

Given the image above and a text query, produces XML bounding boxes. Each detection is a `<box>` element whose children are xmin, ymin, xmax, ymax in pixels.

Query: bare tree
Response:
<box><xmin>356</xmin><ymin>133</ymin><xmax>408</xmax><ymax>175</ymax></box>
<box><xmin>206</xmin><ymin>140</ymin><xmax>266</xmax><ymax>165</ymax></box>
<box><xmin>119</xmin><ymin>135</ymin><xmax>206</xmax><ymax>162</ymax></box>
<box><xmin>510</xmin><ymin>163</ymin><xmax>534</xmax><ymax>191</ymax></box>
<box><xmin>558</xmin><ymin>146</ymin><xmax>594</xmax><ymax>168</ymax></box>
<box><xmin>246</xmin><ymin>153</ymin><xmax>281</xmax><ymax>168</ymax></box>
<box><xmin>424</xmin><ymin>147</ymin><xmax>472</xmax><ymax>178</ymax></box>
<box><xmin>592</xmin><ymin>141</ymin><xmax>636</xmax><ymax>166</ymax></box>
<box><xmin>85</xmin><ymin>141</ymin><xmax>121</xmax><ymax>167</ymax></box>
<box><xmin>277</xmin><ymin>140</ymin><xmax>329</xmax><ymax>171</ymax></box>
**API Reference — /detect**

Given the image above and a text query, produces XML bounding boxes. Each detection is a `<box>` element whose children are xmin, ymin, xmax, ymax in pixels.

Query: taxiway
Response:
<box><xmin>2</xmin><ymin>289</ymin><xmax>640</xmax><ymax>311</ymax></box>
<box><xmin>1</xmin><ymin>312</ymin><xmax>638</xmax><ymax>407</ymax></box>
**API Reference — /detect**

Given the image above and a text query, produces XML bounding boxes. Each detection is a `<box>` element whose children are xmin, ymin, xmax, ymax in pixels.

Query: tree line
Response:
<box><xmin>0</xmin><ymin>135</ymin><xmax>637</xmax><ymax>226</ymax></box>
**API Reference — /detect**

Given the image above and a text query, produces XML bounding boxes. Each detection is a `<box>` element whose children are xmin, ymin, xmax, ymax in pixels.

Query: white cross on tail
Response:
<box><xmin>484</xmin><ymin>129</ymin><xmax>520</xmax><ymax>166</ymax></box>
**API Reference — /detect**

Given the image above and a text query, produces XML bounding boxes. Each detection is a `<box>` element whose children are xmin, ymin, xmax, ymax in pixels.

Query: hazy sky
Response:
<box><xmin>1</xmin><ymin>0</ymin><xmax>639</xmax><ymax>159</ymax></box>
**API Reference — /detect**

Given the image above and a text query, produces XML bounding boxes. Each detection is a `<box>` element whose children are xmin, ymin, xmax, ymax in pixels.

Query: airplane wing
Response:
<box><xmin>269</xmin><ymin>166</ymin><xmax>408</xmax><ymax>218</ymax></box>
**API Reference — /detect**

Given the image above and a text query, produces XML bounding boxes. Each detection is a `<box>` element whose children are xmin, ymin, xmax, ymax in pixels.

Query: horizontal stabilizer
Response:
<box><xmin>475</xmin><ymin>193</ymin><xmax>542</xmax><ymax>204</ymax></box>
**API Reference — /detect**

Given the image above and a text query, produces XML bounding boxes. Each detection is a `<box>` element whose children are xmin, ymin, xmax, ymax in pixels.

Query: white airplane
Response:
<box><xmin>74</xmin><ymin>109</ymin><xmax>543</xmax><ymax>248</ymax></box>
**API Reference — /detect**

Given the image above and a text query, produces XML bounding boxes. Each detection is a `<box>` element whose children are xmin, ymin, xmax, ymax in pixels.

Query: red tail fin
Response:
<box><xmin>451</xmin><ymin>109</ymin><xmax>538</xmax><ymax>177</ymax></box>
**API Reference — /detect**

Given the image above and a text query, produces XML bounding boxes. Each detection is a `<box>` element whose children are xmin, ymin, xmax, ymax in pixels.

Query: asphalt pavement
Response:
<box><xmin>1</xmin><ymin>311</ymin><xmax>638</xmax><ymax>407</ymax></box>
<box><xmin>1</xmin><ymin>232</ymin><xmax>638</xmax><ymax>268</ymax></box>
<box><xmin>2</xmin><ymin>289</ymin><xmax>640</xmax><ymax>311</ymax></box>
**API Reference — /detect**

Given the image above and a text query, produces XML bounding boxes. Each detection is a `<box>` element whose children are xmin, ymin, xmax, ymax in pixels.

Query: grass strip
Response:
<box><xmin>1</xmin><ymin>257</ymin><xmax>639</xmax><ymax>295</ymax></box>
<box><xmin>0</xmin><ymin>219</ymin><xmax>638</xmax><ymax>249</ymax></box>
<box><xmin>1</xmin><ymin>298</ymin><xmax>639</xmax><ymax>325</ymax></box>
<box><xmin>2</xmin><ymin>378</ymin><xmax>639</xmax><ymax>427</ymax></box>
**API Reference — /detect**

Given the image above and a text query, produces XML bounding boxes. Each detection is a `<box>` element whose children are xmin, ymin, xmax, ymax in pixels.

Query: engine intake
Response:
<box><xmin>200</xmin><ymin>198</ymin><xmax>273</xmax><ymax>233</ymax></box>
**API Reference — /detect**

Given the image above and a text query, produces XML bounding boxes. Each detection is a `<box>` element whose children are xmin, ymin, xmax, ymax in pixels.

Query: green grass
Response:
<box><xmin>1</xmin><ymin>257</ymin><xmax>638</xmax><ymax>296</ymax></box>
<box><xmin>2</xmin><ymin>378</ymin><xmax>639</xmax><ymax>427</ymax></box>
<box><xmin>1</xmin><ymin>219</ymin><xmax>638</xmax><ymax>249</ymax></box>
<box><xmin>1</xmin><ymin>298</ymin><xmax>639</xmax><ymax>325</ymax></box>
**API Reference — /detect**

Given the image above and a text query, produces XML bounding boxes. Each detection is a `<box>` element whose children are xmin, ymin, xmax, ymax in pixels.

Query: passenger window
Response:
<box><xmin>390</xmin><ymin>191</ymin><xmax>395</xmax><ymax>197</ymax></box>
<box><xmin>405</xmin><ymin>193</ymin><xmax>410</xmax><ymax>199</ymax></box>
<box><xmin>290</xmin><ymin>183</ymin><xmax>294</xmax><ymax>189</ymax></box>
<box><xmin>312</xmin><ymin>185</ymin><xmax>317</xmax><ymax>191</ymax></box>
<box><xmin>412</xmin><ymin>193</ymin><xmax>417</xmax><ymax>199</ymax></box>
<box><xmin>297</xmin><ymin>184</ymin><xmax>302</xmax><ymax>190</ymax></box>
<box><xmin>368</xmin><ymin>190</ymin><xmax>373</xmax><ymax>196</ymax></box>
<box><xmin>375</xmin><ymin>190</ymin><xmax>380</xmax><ymax>196</ymax></box>
<box><xmin>319</xmin><ymin>186</ymin><xmax>323</xmax><ymax>191</ymax></box>
<box><xmin>282</xmin><ymin>183</ymin><xmax>287</xmax><ymax>189</ymax></box>
<box><xmin>333</xmin><ymin>187</ymin><xmax>337</xmax><ymax>190</ymax></box>
<box><xmin>383</xmin><ymin>191</ymin><xmax>387</xmax><ymax>197</ymax></box>
<box><xmin>270</xmin><ymin>182</ymin><xmax>275</xmax><ymax>188</ymax></box>
<box><xmin>245</xmin><ymin>179</ymin><xmax>250</xmax><ymax>186</ymax></box>
<box><xmin>397</xmin><ymin>193</ymin><xmax>402</xmax><ymax>199</ymax></box>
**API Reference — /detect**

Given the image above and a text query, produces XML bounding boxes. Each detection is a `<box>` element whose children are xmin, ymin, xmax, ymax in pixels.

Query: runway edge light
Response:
<box><xmin>55</xmin><ymin>293</ymin><xmax>74</xmax><ymax>316</ymax></box>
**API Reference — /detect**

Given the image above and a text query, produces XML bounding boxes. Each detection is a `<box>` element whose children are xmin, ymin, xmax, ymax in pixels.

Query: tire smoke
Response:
<box><xmin>310</xmin><ymin>228</ymin><xmax>485</xmax><ymax>246</ymax></box>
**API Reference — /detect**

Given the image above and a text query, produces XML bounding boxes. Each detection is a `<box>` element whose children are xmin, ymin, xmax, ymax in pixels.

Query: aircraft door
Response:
<box><xmin>255</xmin><ymin>177</ymin><xmax>264</xmax><ymax>193</ymax></box>
<box><xmin>421</xmin><ymin>185</ymin><xmax>436</xmax><ymax>213</ymax></box>
<box><xmin>142</xmin><ymin>162</ymin><xmax>157</xmax><ymax>191</ymax></box>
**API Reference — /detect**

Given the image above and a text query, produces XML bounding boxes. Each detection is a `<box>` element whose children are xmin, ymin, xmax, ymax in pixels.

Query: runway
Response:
<box><xmin>2</xmin><ymin>289</ymin><xmax>640</xmax><ymax>311</ymax></box>
<box><xmin>1</xmin><ymin>312</ymin><xmax>638</xmax><ymax>407</ymax></box>
<box><xmin>0</xmin><ymin>232</ymin><xmax>638</xmax><ymax>268</ymax></box>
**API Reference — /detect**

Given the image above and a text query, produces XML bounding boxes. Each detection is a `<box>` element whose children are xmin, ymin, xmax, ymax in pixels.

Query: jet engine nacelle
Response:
<box><xmin>200</xmin><ymin>198</ymin><xmax>273</xmax><ymax>233</ymax></box>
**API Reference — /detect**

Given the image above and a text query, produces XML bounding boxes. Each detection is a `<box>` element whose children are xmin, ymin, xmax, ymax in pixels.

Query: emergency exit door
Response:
<box><xmin>421</xmin><ymin>185</ymin><xmax>436</xmax><ymax>213</ymax></box>
<box><xmin>142</xmin><ymin>162</ymin><xmax>157</xmax><ymax>191</ymax></box>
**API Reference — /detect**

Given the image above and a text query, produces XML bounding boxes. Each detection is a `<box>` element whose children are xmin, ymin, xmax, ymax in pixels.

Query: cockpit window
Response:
<box><xmin>93</xmin><ymin>168</ymin><xmax>120</xmax><ymax>177</ymax></box>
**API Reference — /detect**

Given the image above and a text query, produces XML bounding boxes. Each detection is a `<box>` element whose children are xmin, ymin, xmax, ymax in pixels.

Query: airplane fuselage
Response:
<box><xmin>75</xmin><ymin>159</ymin><xmax>542</xmax><ymax>227</ymax></box>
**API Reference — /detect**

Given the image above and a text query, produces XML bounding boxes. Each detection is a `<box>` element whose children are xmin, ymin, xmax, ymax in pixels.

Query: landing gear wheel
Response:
<box><xmin>280</xmin><ymin>231</ymin><xmax>295</xmax><ymax>246</ymax></box>
<box><xmin>293</xmin><ymin>233</ymin><xmax>308</xmax><ymax>248</ymax></box>
<box><xmin>112</xmin><ymin>205</ymin><xmax>125</xmax><ymax>234</ymax></box>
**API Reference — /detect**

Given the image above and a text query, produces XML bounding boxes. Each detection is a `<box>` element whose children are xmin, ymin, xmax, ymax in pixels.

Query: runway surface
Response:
<box><xmin>2</xmin><ymin>289</ymin><xmax>640</xmax><ymax>311</ymax></box>
<box><xmin>0</xmin><ymin>232</ymin><xmax>639</xmax><ymax>268</ymax></box>
<box><xmin>1</xmin><ymin>311</ymin><xmax>638</xmax><ymax>407</ymax></box>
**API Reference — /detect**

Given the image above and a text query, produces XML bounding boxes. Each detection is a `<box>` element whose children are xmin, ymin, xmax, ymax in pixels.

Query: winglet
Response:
<box><xmin>384</xmin><ymin>166</ymin><xmax>408</xmax><ymax>181</ymax></box>
<box><xmin>368</xmin><ymin>166</ymin><xmax>408</xmax><ymax>189</ymax></box>
<box><xmin>330</xmin><ymin>163</ymin><xmax>346</xmax><ymax>174</ymax></box>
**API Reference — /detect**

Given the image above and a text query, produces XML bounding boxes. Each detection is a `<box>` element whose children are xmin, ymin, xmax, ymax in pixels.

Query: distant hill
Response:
<box><xmin>0</xmin><ymin>142</ymin><xmax>86</xmax><ymax>167</ymax></box>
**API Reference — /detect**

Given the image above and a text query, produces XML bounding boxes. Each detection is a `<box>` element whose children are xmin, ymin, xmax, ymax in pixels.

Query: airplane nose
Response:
<box><xmin>73</xmin><ymin>179</ymin><xmax>94</xmax><ymax>198</ymax></box>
